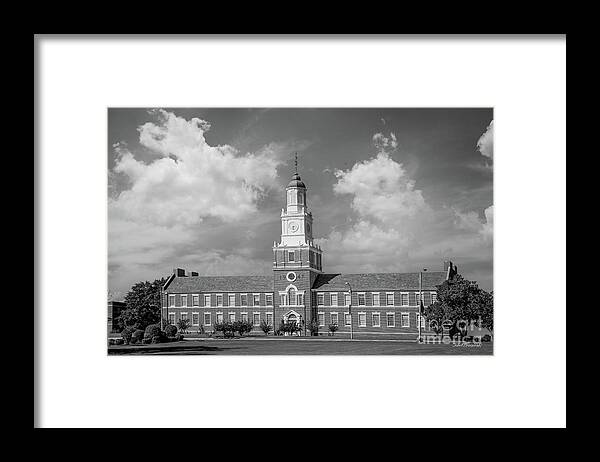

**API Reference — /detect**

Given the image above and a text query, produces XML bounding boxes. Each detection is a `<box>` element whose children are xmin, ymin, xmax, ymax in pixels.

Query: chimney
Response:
<box><xmin>443</xmin><ymin>260</ymin><xmax>451</xmax><ymax>272</ymax></box>
<box><xmin>190</xmin><ymin>271</ymin><xmax>198</xmax><ymax>277</ymax></box>
<box><xmin>174</xmin><ymin>268</ymin><xmax>186</xmax><ymax>277</ymax></box>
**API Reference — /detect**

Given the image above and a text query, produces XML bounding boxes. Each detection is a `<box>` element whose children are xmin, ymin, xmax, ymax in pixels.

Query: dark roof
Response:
<box><xmin>287</xmin><ymin>173</ymin><xmax>306</xmax><ymax>188</ymax></box>
<box><xmin>312</xmin><ymin>272</ymin><xmax>447</xmax><ymax>291</ymax></box>
<box><xmin>165</xmin><ymin>275</ymin><xmax>273</xmax><ymax>293</ymax></box>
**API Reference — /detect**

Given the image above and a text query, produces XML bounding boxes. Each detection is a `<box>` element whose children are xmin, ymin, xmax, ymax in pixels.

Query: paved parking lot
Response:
<box><xmin>108</xmin><ymin>338</ymin><xmax>493</xmax><ymax>355</ymax></box>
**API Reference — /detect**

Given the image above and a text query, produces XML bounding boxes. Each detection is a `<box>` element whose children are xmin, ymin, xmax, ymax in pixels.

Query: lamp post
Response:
<box><xmin>418</xmin><ymin>268</ymin><xmax>427</xmax><ymax>343</ymax></box>
<box><xmin>345</xmin><ymin>282</ymin><xmax>353</xmax><ymax>340</ymax></box>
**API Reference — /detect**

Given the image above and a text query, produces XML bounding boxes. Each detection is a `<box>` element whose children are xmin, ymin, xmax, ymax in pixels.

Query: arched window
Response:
<box><xmin>288</xmin><ymin>288</ymin><xmax>296</xmax><ymax>306</ymax></box>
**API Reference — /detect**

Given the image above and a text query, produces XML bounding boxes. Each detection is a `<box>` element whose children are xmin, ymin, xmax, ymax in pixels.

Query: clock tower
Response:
<box><xmin>273</xmin><ymin>156</ymin><xmax>323</xmax><ymax>334</ymax></box>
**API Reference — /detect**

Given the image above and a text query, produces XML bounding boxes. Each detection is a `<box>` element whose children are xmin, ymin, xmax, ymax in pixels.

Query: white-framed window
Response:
<box><xmin>253</xmin><ymin>294</ymin><xmax>260</xmax><ymax>306</ymax></box>
<box><xmin>253</xmin><ymin>312</ymin><xmax>260</xmax><ymax>325</ymax></box>
<box><xmin>241</xmin><ymin>294</ymin><xmax>248</xmax><ymax>306</ymax></box>
<box><xmin>204</xmin><ymin>294</ymin><xmax>211</xmax><ymax>307</ymax></box>
<box><xmin>401</xmin><ymin>312</ymin><xmax>410</xmax><ymax>327</ymax></box>
<box><xmin>266</xmin><ymin>312</ymin><xmax>274</xmax><ymax>326</ymax></box>
<box><xmin>401</xmin><ymin>293</ymin><xmax>409</xmax><ymax>306</ymax></box>
<box><xmin>358</xmin><ymin>312</ymin><xmax>366</xmax><ymax>327</ymax></box>
<box><xmin>416</xmin><ymin>313</ymin><xmax>425</xmax><ymax>329</ymax></box>
<box><xmin>373</xmin><ymin>293</ymin><xmax>380</xmax><ymax>306</ymax></box>
<box><xmin>431</xmin><ymin>292</ymin><xmax>437</xmax><ymax>303</ymax></box>
<box><xmin>386</xmin><ymin>312</ymin><xmax>395</xmax><ymax>327</ymax></box>
<box><xmin>358</xmin><ymin>293</ymin><xmax>366</xmax><ymax>306</ymax></box>
<box><xmin>297</xmin><ymin>293</ymin><xmax>304</xmax><ymax>306</ymax></box>
<box><xmin>331</xmin><ymin>312</ymin><xmax>339</xmax><ymax>325</ymax></box>
<box><xmin>386</xmin><ymin>292</ymin><xmax>394</xmax><ymax>306</ymax></box>
<box><xmin>265</xmin><ymin>294</ymin><xmax>273</xmax><ymax>306</ymax></box>
<box><xmin>288</xmin><ymin>250</ymin><xmax>295</xmax><ymax>262</ymax></box>
<box><xmin>204</xmin><ymin>312</ymin><xmax>212</xmax><ymax>326</ymax></box>
<box><xmin>331</xmin><ymin>293</ymin><xmax>338</xmax><ymax>306</ymax></box>
<box><xmin>192</xmin><ymin>294</ymin><xmax>200</xmax><ymax>306</ymax></box>
<box><xmin>216</xmin><ymin>294</ymin><xmax>223</xmax><ymax>306</ymax></box>
<box><xmin>228</xmin><ymin>294</ymin><xmax>236</xmax><ymax>307</ymax></box>
<box><xmin>318</xmin><ymin>312</ymin><xmax>325</xmax><ymax>327</ymax></box>
<box><xmin>241</xmin><ymin>312</ymin><xmax>248</xmax><ymax>322</ymax></box>
<box><xmin>372</xmin><ymin>312</ymin><xmax>381</xmax><ymax>327</ymax></box>
<box><xmin>344</xmin><ymin>313</ymin><xmax>351</xmax><ymax>326</ymax></box>
<box><xmin>317</xmin><ymin>293</ymin><xmax>324</xmax><ymax>305</ymax></box>
<box><xmin>181</xmin><ymin>312</ymin><xmax>188</xmax><ymax>321</ymax></box>
<box><xmin>168</xmin><ymin>295</ymin><xmax>176</xmax><ymax>307</ymax></box>
<box><xmin>228</xmin><ymin>312</ymin><xmax>235</xmax><ymax>323</ymax></box>
<box><xmin>216</xmin><ymin>312</ymin><xmax>223</xmax><ymax>324</ymax></box>
<box><xmin>181</xmin><ymin>295</ymin><xmax>188</xmax><ymax>307</ymax></box>
<box><xmin>168</xmin><ymin>312</ymin><xmax>176</xmax><ymax>325</ymax></box>
<box><xmin>344</xmin><ymin>293</ymin><xmax>351</xmax><ymax>306</ymax></box>
<box><xmin>280</xmin><ymin>294</ymin><xmax>287</xmax><ymax>306</ymax></box>
<box><xmin>192</xmin><ymin>312</ymin><xmax>200</xmax><ymax>326</ymax></box>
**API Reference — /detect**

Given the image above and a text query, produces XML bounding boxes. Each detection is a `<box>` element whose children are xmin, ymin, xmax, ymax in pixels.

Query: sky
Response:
<box><xmin>108</xmin><ymin>108</ymin><xmax>493</xmax><ymax>300</ymax></box>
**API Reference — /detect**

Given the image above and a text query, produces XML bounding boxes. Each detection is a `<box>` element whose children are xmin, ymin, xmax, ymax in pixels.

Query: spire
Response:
<box><xmin>294</xmin><ymin>152</ymin><xmax>298</xmax><ymax>174</ymax></box>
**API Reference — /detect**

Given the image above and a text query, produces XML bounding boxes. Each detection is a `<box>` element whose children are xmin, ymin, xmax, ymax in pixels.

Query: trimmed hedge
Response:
<box><xmin>164</xmin><ymin>324</ymin><xmax>177</xmax><ymax>337</ymax></box>
<box><xmin>144</xmin><ymin>323</ymin><xmax>162</xmax><ymax>339</ymax></box>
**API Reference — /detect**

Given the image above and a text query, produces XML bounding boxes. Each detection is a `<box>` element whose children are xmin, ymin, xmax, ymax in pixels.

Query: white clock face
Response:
<box><xmin>289</xmin><ymin>222</ymin><xmax>299</xmax><ymax>233</ymax></box>
<box><xmin>286</xmin><ymin>271</ymin><xmax>297</xmax><ymax>282</ymax></box>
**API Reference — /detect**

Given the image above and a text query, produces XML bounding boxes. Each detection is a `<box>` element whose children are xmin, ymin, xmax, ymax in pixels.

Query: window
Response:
<box><xmin>386</xmin><ymin>313</ymin><xmax>395</xmax><ymax>327</ymax></box>
<box><xmin>253</xmin><ymin>313</ymin><xmax>260</xmax><ymax>325</ymax></box>
<box><xmin>297</xmin><ymin>293</ymin><xmax>304</xmax><ymax>306</ymax></box>
<box><xmin>181</xmin><ymin>312</ymin><xmax>188</xmax><ymax>321</ymax></box>
<box><xmin>204</xmin><ymin>312</ymin><xmax>211</xmax><ymax>326</ymax></box>
<box><xmin>401</xmin><ymin>313</ymin><xmax>410</xmax><ymax>327</ymax></box>
<box><xmin>431</xmin><ymin>292</ymin><xmax>437</xmax><ymax>303</ymax></box>
<box><xmin>228</xmin><ymin>312</ymin><xmax>235</xmax><ymax>323</ymax></box>
<box><xmin>168</xmin><ymin>295</ymin><xmax>176</xmax><ymax>307</ymax></box>
<box><xmin>317</xmin><ymin>293</ymin><xmax>324</xmax><ymax>306</ymax></box>
<box><xmin>344</xmin><ymin>313</ymin><xmax>351</xmax><ymax>326</ymax></box>
<box><xmin>204</xmin><ymin>294</ymin><xmax>211</xmax><ymax>307</ymax></box>
<box><xmin>266</xmin><ymin>312</ymin><xmax>273</xmax><ymax>326</ymax></box>
<box><xmin>168</xmin><ymin>312</ymin><xmax>175</xmax><ymax>325</ymax></box>
<box><xmin>358</xmin><ymin>293</ymin><xmax>366</xmax><ymax>306</ymax></box>
<box><xmin>192</xmin><ymin>312</ymin><xmax>199</xmax><ymax>326</ymax></box>
<box><xmin>372</xmin><ymin>312</ymin><xmax>381</xmax><ymax>327</ymax></box>
<box><xmin>253</xmin><ymin>294</ymin><xmax>260</xmax><ymax>306</ymax></box>
<box><xmin>416</xmin><ymin>293</ymin><xmax>421</xmax><ymax>306</ymax></box>
<box><xmin>331</xmin><ymin>313</ymin><xmax>339</xmax><ymax>325</ymax></box>
<box><xmin>228</xmin><ymin>294</ymin><xmax>236</xmax><ymax>307</ymax></box>
<box><xmin>318</xmin><ymin>312</ymin><xmax>325</xmax><ymax>327</ymax></box>
<box><xmin>241</xmin><ymin>312</ymin><xmax>248</xmax><ymax>322</ymax></box>
<box><xmin>401</xmin><ymin>293</ymin><xmax>409</xmax><ymax>306</ymax></box>
<box><xmin>416</xmin><ymin>313</ymin><xmax>425</xmax><ymax>329</ymax></box>
<box><xmin>358</xmin><ymin>312</ymin><xmax>366</xmax><ymax>327</ymax></box>
<box><xmin>344</xmin><ymin>293</ymin><xmax>351</xmax><ymax>306</ymax></box>
<box><xmin>288</xmin><ymin>289</ymin><xmax>296</xmax><ymax>306</ymax></box>
<box><xmin>216</xmin><ymin>294</ymin><xmax>223</xmax><ymax>306</ymax></box>
<box><xmin>373</xmin><ymin>293</ymin><xmax>380</xmax><ymax>306</ymax></box>
<box><xmin>386</xmin><ymin>293</ymin><xmax>394</xmax><ymax>306</ymax></box>
<box><xmin>280</xmin><ymin>294</ymin><xmax>287</xmax><ymax>306</ymax></box>
<box><xmin>288</xmin><ymin>251</ymin><xmax>295</xmax><ymax>262</ymax></box>
<box><xmin>241</xmin><ymin>294</ymin><xmax>248</xmax><ymax>306</ymax></box>
<box><xmin>192</xmin><ymin>294</ymin><xmax>199</xmax><ymax>306</ymax></box>
<box><xmin>331</xmin><ymin>293</ymin><xmax>338</xmax><ymax>306</ymax></box>
<box><xmin>265</xmin><ymin>294</ymin><xmax>273</xmax><ymax>306</ymax></box>
<box><xmin>216</xmin><ymin>312</ymin><xmax>223</xmax><ymax>324</ymax></box>
<box><xmin>181</xmin><ymin>295</ymin><xmax>187</xmax><ymax>307</ymax></box>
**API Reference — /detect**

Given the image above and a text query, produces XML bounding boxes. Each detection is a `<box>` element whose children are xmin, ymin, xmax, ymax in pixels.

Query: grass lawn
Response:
<box><xmin>107</xmin><ymin>338</ymin><xmax>493</xmax><ymax>355</ymax></box>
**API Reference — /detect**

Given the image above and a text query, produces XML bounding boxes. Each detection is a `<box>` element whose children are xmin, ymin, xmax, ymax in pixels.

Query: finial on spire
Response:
<box><xmin>294</xmin><ymin>152</ymin><xmax>298</xmax><ymax>174</ymax></box>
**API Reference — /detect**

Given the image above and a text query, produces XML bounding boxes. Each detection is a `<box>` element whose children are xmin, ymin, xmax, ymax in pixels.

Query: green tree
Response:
<box><xmin>259</xmin><ymin>319</ymin><xmax>273</xmax><ymax>336</ymax></box>
<box><xmin>177</xmin><ymin>318</ymin><xmax>191</xmax><ymax>333</ymax></box>
<box><xmin>117</xmin><ymin>277</ymin><xmax>167</xmax><ymax>330</ymax></box>
<box><xmin>423</xmin><ymin>275</ymin><xmax>494</xmax><ymax>335</ymax></box>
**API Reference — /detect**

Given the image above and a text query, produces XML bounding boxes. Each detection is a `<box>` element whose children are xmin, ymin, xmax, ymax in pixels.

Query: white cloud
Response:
<box><xmin>453</xmin><ymin>205</ymin><xmax>493</xmax><ymax>242</ymax></box>
<box><xmin>477</xmin><ymin>120</ymin><xmax>493</xmax><ymax>160</ymax></box>
<box><xmin>372</xmin><ymin>131</ymin><xmax>398</xmax><ymax>152</ymax></box>
<box><xmin>109</xmin><ymin>109</ymin><xmax>284</xmax><ymax>226</ymax></box>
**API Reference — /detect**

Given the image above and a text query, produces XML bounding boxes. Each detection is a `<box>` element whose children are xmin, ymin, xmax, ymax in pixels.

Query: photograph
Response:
<box><xmin>107</xmin><ymin>108</ymin><xmax>494</xmax><ymax>355</ymax></box>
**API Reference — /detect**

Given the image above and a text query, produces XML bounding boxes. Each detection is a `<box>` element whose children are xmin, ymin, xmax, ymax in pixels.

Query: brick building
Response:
<box><xmin>162</xmin><ymin>167</ymin><xmax>457</xmax><ymax>339</ymax></box>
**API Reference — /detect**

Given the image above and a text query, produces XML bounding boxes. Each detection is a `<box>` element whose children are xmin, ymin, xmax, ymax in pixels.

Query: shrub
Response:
<box><xmin>259</xmin><ymin>320</ymin><xmax>273</xmax><ymax>336</ymax></box>
<box><xmin>176</xmin><ymin>334</ymin><xmax>184</xmax><ymax>341</ymax></box>
<box><xmin>142</xmin><ymin>337</ymin><xmax>152</xmax><ymax>344</ymax></box>
<box><xmin>131</xmin><ymin>329</ymin><xmax>145</xmax><ymax>344</ymax></box>
<box><xmin>151</xmin><ymin>335</ymin><xmax>162</xmax><ymax>344</ymax></box>
<box><xmin>328</xmin><ymin>323</ymin><xmax>339</xmax><ymax>336</ymax></box>
<box><xmin>177</xmin><ymin>318</ymin><xmax>191</xmax><ymax>333</ymax></box>
<box><xmin>481</xmin><ymin>334</ymin><xmax>492</xmax><ymax>342</ymax></box>
<box><xmin>164</xmin><ymin>324</ymin><xmax>177</xmax><ymax>337</ymax></box>
<box><xmin>234</xmin><ymin>320</ymin><xmax>254</xmax><ymax>337</ymax></box>
<box><xmin>144</xmin><ymin>323</ymin><xmax>162</xmax><ymax>339</ymax></box>
<box><xmin>308</xmin><ymin>318</ymin><xmax>319</xmax><ymax>336</ymax></box>
<box><xmin>121</xmin><ymin>327</ymin><xmax>135</xmax><ymax>344</ymax></box>
<box><xmin>214</xmin><ymin>321</ymin><xmax>236</xmax><ymax>338</ymax></box>
<box><xmin>462</xmin><ymin>336</ymin><xmax>473</xmax><ymax>343</ymax></box>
